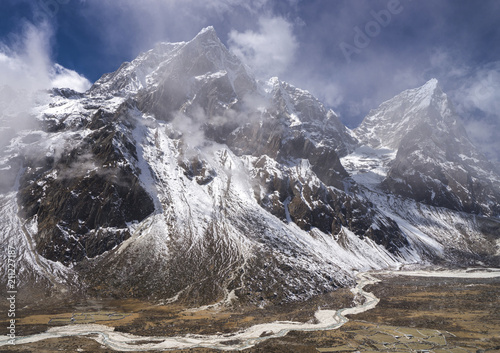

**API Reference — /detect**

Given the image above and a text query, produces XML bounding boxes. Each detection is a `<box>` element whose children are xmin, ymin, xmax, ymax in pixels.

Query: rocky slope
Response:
<box><xmin>1</xmin><ymin>27</ymin><xmax>499</xmax><ymax>306</ymax></box>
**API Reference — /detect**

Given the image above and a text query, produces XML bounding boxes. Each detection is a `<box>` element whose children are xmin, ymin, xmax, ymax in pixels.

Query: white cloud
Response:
<box><xmin>464</xmin><ymin>63</ymin><xmax>500</xmax><ymax>117</ymax></box>
<box><xmin>0</xmin><ymin>21</ymin><xmax>91</xmax><ymax>133</ymax></box>
<box><xmin>429</xmin><ymin>50</ymin><xmax>468</xmax><ymax>78</ymax></box>
<box><xmin>79</xmin><ymin>0</ymin><xmax>273</xmax><ymax>62</ymax></box>
<box><xmin>464</xmin><ymin>119</ymin><xmax>500</xmax><ymax>163</ymax></box>
<box><xmin>465</xmin><ymin>119</ymin><xmax>496</xmax><ymax>144</ymax></box>
<box><xmin>448</xmin><ymin>61</ymin><xmax>500</xmax><ymax>163</ymax></box>
<box><xmin>0</xmin><ymin>22</ymin><xmax>91</xmax><ymax>94</ymax></box>
<box><xmin>317</xmin><ymin>82</ymin><xmax>344</xmax><ymax>108</ymax></box>
<box><xmin>50</xmin><ymin>64</ymin><xmax>92</xmax><ymax>92</ymax></box>
<box><xmin>0</xmin><ymin>22</ymin><xmax>53</xmax><ymax>92</ymax></box>
<box><xmin>228</xmin><ymin>16</ymin><xmax>298</xmax><ymax>79</ymax></box>
<box><xmin>465</xmin><ymin>64</ymin><xmax>500</xmax><ymax>163</ymax></box>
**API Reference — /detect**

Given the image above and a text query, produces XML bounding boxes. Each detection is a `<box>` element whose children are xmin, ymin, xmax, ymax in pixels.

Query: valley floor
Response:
<box><xmin>1</xmin><ymin>268</ymin><xmax>499</xmax><ymax>352</ymax></box>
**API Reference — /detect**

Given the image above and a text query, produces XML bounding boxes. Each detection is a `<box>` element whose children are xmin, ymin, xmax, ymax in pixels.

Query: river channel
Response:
<box><xmin>1</xmin><ymin>268</ymin><xmax>499</xmax><ymax>351</ymax></box>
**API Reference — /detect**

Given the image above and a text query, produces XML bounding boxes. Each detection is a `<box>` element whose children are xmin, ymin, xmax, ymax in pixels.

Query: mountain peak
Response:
<box><xmin>196</xmin><ymin>25</ymin><xmax>217</xmax><ymax>36</ymax></box>
<box><xmin>423</xmin><ymin>77</ymin><xmax>439</xmax><ymax>89</ymax></box>
<box><xmin>90</xmin><ymin>25</ymin><xmax>242</xmax><ymax>97</ymax></box>
<box><xmin>396</xmin><ymin>78</ymin><xmax>445</xmax><ymax>107</ymax></box>
<box><xmin>190</xmin><ymin>26</ymin><xmax>221</xmax><ymax>46</ymax></box>
<box><xmin>355</xmin><ymin>79</ymin><xmax>452</xmax><ymax>149</ymax></box>
<box><xmin>411</xmin><ymin>77</ymin><xmax>443</xmax><ymax>100</ymax></box>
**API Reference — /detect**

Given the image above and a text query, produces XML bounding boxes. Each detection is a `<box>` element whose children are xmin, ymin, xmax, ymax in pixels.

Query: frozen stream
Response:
<box><xmin>2</xmin><ymin>268</ymin><xmax>499</xmax><ymax>351</ymax></box>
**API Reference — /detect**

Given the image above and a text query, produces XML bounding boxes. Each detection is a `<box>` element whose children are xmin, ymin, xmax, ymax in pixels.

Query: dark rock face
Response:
<box><xmin>226</xmin><ymin>121</ymin><xmax>348</xmax><ymax>189</ymax></box>
<box><xmin>18</xmin><ymin>104</ymin><xmax>155</xmax><ymax>264</ymax></box>
<box><xmin>249</xmin><ymin>155</ymin><xmax>409</xmax><ymax>255</ymax></box>
<box><xmin>180</xmin><ymin>156</ymin><xmax>217</xmax><ymax>185</ymax></box>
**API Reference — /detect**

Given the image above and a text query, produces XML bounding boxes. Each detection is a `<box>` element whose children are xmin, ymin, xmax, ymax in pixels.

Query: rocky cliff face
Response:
<box><xmin>17</xmin><ymin>101</ymin><xmax>155</xmax><ymax>264</ymax></box>
<box><xmin>1</xmin><ymin>27</ymin><xmax>499</xmax><ymax>305</ymax></box>
<box><xmin>355</xmin><ymin>79</ymin><xmax>500</xmax><ymax>217</ymax></box>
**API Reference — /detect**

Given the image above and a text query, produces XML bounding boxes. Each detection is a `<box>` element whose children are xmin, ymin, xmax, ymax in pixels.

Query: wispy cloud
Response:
<box><xmin>452</xmin><ymin>62</ymin><xmax>500</xmax><ymax>163</ymax></box>
<box><xmin>78</xmin><ymin>0</ymin><xmax>273</xmax><ymax>65</ymax></box>
<box><xmin>0</xmin><ymin>21</ymin><xmax>53</xmax><ymax>92</ymax></box>
<box><xmin>0</xmin><ymin>21</ymin><xmax>91</xmax><ymax>93</ymax></box>
<box><xmin>50</xmin><ymin>64</ymin><xmax>92</xmax><ymax>93</ymax></box>
<box><xmin>228</xmin><ymin>16</ymin><xmax>298</xmax><ymax>79</ymax></box>
<box><xmin>0</xmin><ymin>21</ymin><xmax>91</xmax><ymax>133</ymax></box>
<box><xmin>79</xmin><ymin>1</ymin><xmax>298</xmax><ymax>81</ymax></box>
<box><xmin>417</xmin><ymin>50</ymin><xmax>500</xmax><ymax>163</ymax></box>
<box><xmin>462</xmin><ymin>62</ymin><xmax>500</xmax><ymax>117</ymax></box>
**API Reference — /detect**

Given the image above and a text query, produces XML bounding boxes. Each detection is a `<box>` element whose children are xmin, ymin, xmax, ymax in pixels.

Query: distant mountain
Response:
<box><xmin>355</xmin><ymin>78</ymin><xmax>500</xmax><ymax>216</ymax></box>
<box><xmin>1</xmin><ymin>27</ymin><xmax>498</xmax><ymax>306</ymax></box>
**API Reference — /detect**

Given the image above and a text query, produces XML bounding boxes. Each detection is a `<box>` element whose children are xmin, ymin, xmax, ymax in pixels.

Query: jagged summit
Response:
<box><xmin>401</xmin><ymin>77</ymin><xmax>446</xmax><ymax>110</ymax></box>
<box><xmin>420</xmin><ymin>77</ymin><xmax>439</xmax><ymax>90</ymax></box>
<box><xmin>193</xmin><ymin>25</ymin><xmax>218</xmax><ymax>40</ymax></box>
<box><xmin>349</xmin><ymin>79</ymin><xmax>500</xmax><ymax>216</ymax></box>
<box><xmin>354</xmin><ymin>78</ymin><xmax>455</xmax><ymax>150</ymax></box>
<box><xmin>90</xmin><ymin>25</ymin><xmax>253</xmax><ymax>99</ymax></box>
<box><xmin>179</xmin><ymin>25</ymin><xmax>228</xmax><ymax>58</ymax></box>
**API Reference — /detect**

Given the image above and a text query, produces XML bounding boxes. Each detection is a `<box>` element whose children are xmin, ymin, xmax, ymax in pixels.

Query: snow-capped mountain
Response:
<box><xmin>354</xmin><ymin>79</ymin><xmax>500</xmax><ymax>216</ymax></box>
<box><xmin>1</xmin><ymin>27</ymin><xmax>499</xmax><ymax>305</ymax></box>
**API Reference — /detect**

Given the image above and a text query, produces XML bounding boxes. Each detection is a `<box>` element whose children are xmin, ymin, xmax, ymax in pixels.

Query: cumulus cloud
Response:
<box><xmin>0</xmin><ymin>22</ymin><xmax>52</xmax><ymax>132</ymax></box>
<box><xmin>171</xmin><ymin>108</ymin><xmax>207</xmax><ymax>153</ymax></box>
<box><xmin>228</xmin><ymin>16</ymin><xmax>298</xmax><ymax>79</ymax></box>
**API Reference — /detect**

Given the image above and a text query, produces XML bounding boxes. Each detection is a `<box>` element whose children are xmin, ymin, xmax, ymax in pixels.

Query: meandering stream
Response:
<box><xmin>2</xmin><ymin>268</ymin><xmax>499</xmax><ymax>351</ymax></box>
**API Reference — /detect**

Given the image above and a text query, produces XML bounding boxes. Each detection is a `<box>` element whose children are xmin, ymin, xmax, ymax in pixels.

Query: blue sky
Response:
<box><xmin>1</xmin><ymin>0</ymin><xmax>499</xmax><ymax>162</ymax></box>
